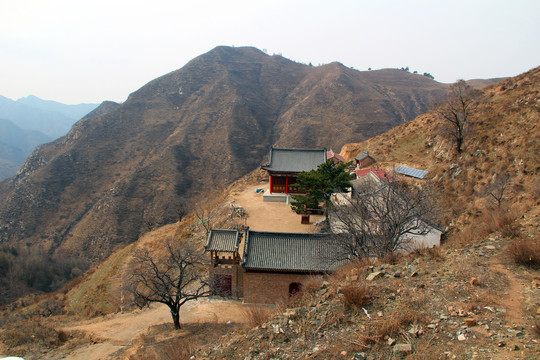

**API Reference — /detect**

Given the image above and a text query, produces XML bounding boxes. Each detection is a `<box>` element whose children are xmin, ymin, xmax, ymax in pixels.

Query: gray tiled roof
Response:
<box><xmin>242</xmin><ymin>230</ymin><xmax>343</xmax><ymax>272</ymax></box>
<box><xmin>205</xmin><ymin>229</ymin><xmax>241</xmax><ymax>252</ymax></box>
<box><xmin>355</xmin><ymin>152</ymin><xmax>375</xmax><ymax>161</ymax></box>
<box><xmin>261</xmin><ymin>147</ymin><xmax>327</xmax><ymax>173</ymax></box>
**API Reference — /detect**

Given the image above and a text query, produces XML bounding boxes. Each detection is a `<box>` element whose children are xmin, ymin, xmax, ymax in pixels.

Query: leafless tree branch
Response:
<box><xmin>329</xmin><ymin>179</ymin><xmax>437</xmax><ymax>259</ymax></box>
<box><xmin>126</xmin><ymin>238</ymin><xmax>212</xmax><ymax>329</ymax></box>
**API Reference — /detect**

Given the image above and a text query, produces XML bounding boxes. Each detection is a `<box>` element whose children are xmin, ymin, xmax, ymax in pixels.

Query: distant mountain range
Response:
<box><xmin>0</xmin><ymin>46</ymin><xmax>451</xmax><ymax>268</ymax></box>
<box><xmin>0</xmin><ymin>95</ymin><xmax>99</xmax><ymax>179</ymax></box>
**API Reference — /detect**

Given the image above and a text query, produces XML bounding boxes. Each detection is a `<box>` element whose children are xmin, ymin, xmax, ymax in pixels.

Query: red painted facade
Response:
<box><xmin>268</xmin><ymin>173</ymin><xmax>303</xmax><ymax>194</ymax></box>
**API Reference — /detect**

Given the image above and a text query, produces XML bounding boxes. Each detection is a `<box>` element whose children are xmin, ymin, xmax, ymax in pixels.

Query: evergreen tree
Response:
<box><xmin>290</xmin><ymin>160</ymin><xmax>353</xmax><ymax>215</ymax></box>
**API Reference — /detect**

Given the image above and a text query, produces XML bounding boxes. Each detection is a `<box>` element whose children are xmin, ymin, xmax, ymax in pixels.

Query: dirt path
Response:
<box><xmin>59</xmin><ymin>299</ymin><xmax>248</xmax><ymax>360</ymax></box>
<box><xmin>489</xmin><ymin>263</ymin><xmax>526</xmax><ymax>326</ymax></box>
<box><xmin>230</xmin><ymin>184</ymin><xmax>322</xmax><ymax>233</ymax></box>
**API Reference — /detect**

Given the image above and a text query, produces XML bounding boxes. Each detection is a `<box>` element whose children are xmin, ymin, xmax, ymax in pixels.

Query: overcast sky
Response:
<box><xmin>1</xmin><ymin>0</ymin><xmax>539</xmax><ymax>104</ymax></box>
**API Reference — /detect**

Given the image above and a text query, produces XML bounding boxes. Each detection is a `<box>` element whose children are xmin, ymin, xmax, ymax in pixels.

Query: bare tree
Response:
<box><xmin>194</xmin><ymin>202</ymin><xmax>220</xmax><ymax>237</ymax></box>
<box><xmin>127</xmin><ymin>239</ymin><xmax>212</xmax><ymax>329</ymax></box>
<box><xmin>329</xmin><ymin>179</ymin><xmax>436</xmax><ymax>258</ymax></box>
<box><xmin>437</xmin><ymin>80</ymin><xmax>482</xmax><ymax>153</ymax></box>
<box><xmin>485</xmin><ymin>173</ymin><xmax>512</xmax><ymax>208</ymax></box>
<box><xmin>175</xmin><ymin>204</ymin><xmax>187</xmax><ymax>223</ymax></box>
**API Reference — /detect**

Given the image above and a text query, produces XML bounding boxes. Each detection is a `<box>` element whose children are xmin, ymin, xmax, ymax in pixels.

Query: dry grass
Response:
<box><xmin>451</xmin><ymin>207</ymin><xmax>521</xmax><ymax>245</ymax></box>
<box><xmin>380</xmin><ymin>251</ymin><xmax>402</xmax><ymax>265</ymax></box>
<box><xmin>508</xmin><ymin>237</ymin><xmax>540</xmax><ymax>269</ymax></box>
<box><xmin>369</xmin><ymin>305</ymin><xmax>423</xmax><ymax>340</ymax></box>
<box><xmin>481</xmin><ymin>207</ymin><xmax>520</xmax><ymax>238</ymax></box>
<box><xmin>127</xmin><ymin>322</ymin><xmax>242</xmax><ymax>360</ymax></box>
<box><xmin>332</xmin><ymin>258</ymin><xmax>372</xmax><ymax>281</ymax></box>
<box><xmin>0</xmin><ymin>319</ymin><xmax>68</xmax><ymax>353</ymax></box>
<box><xmin>341</xmin><ymin>283</ymin><xmax>371</xmax><ymax>310</ymax></box>
<box><xmin>242</xmin><ymin>305</ymin><xmax>274</xmax><ymax>328</ymax></box>
<box><xmin>409</xmin><ymin>246</ymin><xmax>445</xmax><ymax>261</ymax></box>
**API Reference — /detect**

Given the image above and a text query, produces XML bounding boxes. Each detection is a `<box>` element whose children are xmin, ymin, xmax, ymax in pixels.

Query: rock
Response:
<box><xmin>352</xmin><ymin>353</ymin><xmax>366</xmax><ymax>360</ymax></box>
<box><xmin>387</xmin><ymin>337</ymin><xmax>396</xmax><ymax>346</ymax></box>
<box><xmin>507</xmin><ymin>329</ymin><xmax>524</xmax><ymax>337</ymax></box>
<box><xmin>470</xmin><ymin>278</ymin><xmax>479</xmax><ymax>286</ymax></box>
<box><xmin>317</xmin><ymin>287</ymin><xmax>328</xmax><ymax>295</ymax></box>
<box><xmin>464</xmin><ymin>318</ymin><xmax>477</xmax><ymax>327</ymax></box>
<box><xmin>340</xmin><ymin>350</ymin><xmax>347</xmax><ymax>356</ymax></box>
<box><xmin>366</xmin><ymin>271</ymin><xmax>383</xmax><ymax>281</ymax></box>
<box><xmin>408</xmin><ymin>324</ymin><xmax>422</xmax><ymax>336</ymax></box>
<box><xmin>393</xmin><ymin>344</ymin><xmax>412</xmax><ymax>356</ymax></box>
<box><xmin>457</xmin><ymin>334</ymin><xmax>466</xmax><ymax>341</ymax></box>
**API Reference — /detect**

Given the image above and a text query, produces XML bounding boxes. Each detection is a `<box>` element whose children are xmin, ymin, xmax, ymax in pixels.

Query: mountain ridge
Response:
<box><xmin>0</xmin><ymin>46</ymin><xmax>451</xmax><ymax>278</ymax></box>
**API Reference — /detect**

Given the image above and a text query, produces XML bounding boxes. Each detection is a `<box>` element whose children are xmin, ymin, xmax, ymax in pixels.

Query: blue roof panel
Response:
<box><xmin>396</xmin><ymin>165</ymin><xmax>428</xmax><ymax>179</ymax></box>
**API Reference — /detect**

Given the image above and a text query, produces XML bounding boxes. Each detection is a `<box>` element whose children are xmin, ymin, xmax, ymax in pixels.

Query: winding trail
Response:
<box><xmin>58</xmin><ymin>299</ymin><xmax>248</xmax><ymax>360</ymax></box>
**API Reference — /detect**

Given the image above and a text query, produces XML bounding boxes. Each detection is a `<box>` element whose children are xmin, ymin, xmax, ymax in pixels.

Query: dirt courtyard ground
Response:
<box><xmin>229</xmin><ymin>183</ymin><xmax>323</xmax><ymax>233</ymax></box>
<box><xmin>57</xmin><ymin>299</ymin><xmax>249</xmax><ymax>360</ymax></box>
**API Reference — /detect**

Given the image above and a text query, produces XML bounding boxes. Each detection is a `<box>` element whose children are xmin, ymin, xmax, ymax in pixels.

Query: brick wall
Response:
<box><xmin>243</xmin><ymin>271</ymin><xmax>322</xmax><ymax>304</ymax></box>
<box><xmin>357</xmin><ymin>157</ymin><xmax>375</xmax><ymax>168</ymax></box>
<box><xmin>210</xmin><ymin>265</ymin><xmax>243</xmax><ymax>298</ymax></box>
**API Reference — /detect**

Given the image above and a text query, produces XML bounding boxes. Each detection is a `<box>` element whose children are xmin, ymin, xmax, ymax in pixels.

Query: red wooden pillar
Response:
<box><xmin>269</xmin><ymin>175</ymin><xmax>273</xmax><ymax>194</ymax></box>
<box><xmin>285</xmin><ymin>176</ymin><xmax>289</xmax><ymax>194</ymax></box>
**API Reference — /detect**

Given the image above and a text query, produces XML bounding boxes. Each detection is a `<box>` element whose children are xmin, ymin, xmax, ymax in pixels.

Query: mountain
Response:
<box><xmin>1</xmin><ymin>67</ymin><xmax>537</xmax><ymax>360</ymax></box>
<box><xmin>0</xmin><ymin>119</ymin><xmax>52</xmax><ymax>180</ymax></box>
<box><xmin>0</xmin><ymin>46</ymin><xmax>449</xmax><ymax>272</ymax></box>
<box><xmin>0</xmin><ymin>95</ymin><xmax>98</xmax><ymax>138</ymax></box>
<box><xmin>16</xmin><ymin>95</ymin><xmax>99</xmax><ymax>121</ymax></box>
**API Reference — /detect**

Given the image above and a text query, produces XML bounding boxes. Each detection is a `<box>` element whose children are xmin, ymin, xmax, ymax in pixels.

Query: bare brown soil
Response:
<box><xmin>54</xmin><ymin>299</ymin><xmax>249</xmax><ymax>360</ymax></box>
<box><xmin>229</xmin><ymin>183</ymin><xmax>322</xmax><ymax>233</ymax></box>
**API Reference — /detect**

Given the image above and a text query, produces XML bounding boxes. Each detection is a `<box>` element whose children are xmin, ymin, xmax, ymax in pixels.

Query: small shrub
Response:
<box><xmin>481</xmin><ymin>208</ymin><xmax>519</xmax><ymax>237</ymax></box>
<box><xmin>380</xmin><ymin>251</ymin><xmax>401</xmax><ymax>265</ymax></box>
<box><xmin>410</xmin><ymin>246</ymin><xmax>444</xmax><ymax>261</ymax></box>
<box><xmin>341</xmin><ymin>283</ymin><xmax>371</xmax><ymax>310</ymax></box>
<box><xmin>242</xmin><ymin>305</ymin><xmax>274</xmax><ymax>328</ymax></box>
<box><xmin>508</xmin><ymin>237</ymin><xmax>540</xmax><ymax>269</ymax></box>
<box><xmin>372</xmin><ymin>306</ymin><xmax>422</xmax><ymax>339</ymax></box>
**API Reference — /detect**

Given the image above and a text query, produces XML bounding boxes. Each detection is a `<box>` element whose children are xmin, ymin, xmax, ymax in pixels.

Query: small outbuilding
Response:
<box><xmin>355</xmin><ymin>151</ymin><xmax>376</xmax><ymax>168</ymax></box>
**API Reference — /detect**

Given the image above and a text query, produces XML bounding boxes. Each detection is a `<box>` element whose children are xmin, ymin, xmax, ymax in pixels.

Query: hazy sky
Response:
<box><xmin>1</xmin><ymin>0</ymin><xmax>539</xmax><ymax>104</ymax></box>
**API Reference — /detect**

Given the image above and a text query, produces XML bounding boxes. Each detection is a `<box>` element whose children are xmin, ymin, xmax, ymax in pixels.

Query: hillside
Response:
<box><xmin>0</xmin><ymin>46</ymin><xmax>448</xmax><ymax>283</ymax></box>
<box><xmin>0</xmin><ymin>67</ymin><xmax>538</xmax><ymax>359</ymax></box>
<box><xmin>340</xmin><ymin>66</ymin><xmax>539</xmax><ymax>231</ymax></box>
